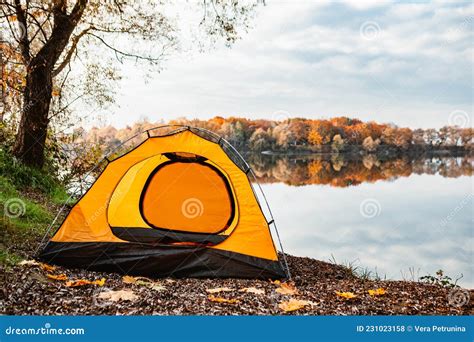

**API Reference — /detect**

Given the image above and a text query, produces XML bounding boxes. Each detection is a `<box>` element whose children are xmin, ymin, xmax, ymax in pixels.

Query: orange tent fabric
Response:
<box><xmin>39</xmin><ymin>127</ymin><xmax>286</xmax><ymax>279</ymax></box>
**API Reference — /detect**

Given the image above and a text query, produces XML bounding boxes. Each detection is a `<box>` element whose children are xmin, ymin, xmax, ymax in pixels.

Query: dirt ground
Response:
<box><xmin>1</xmin><ymin>254</ymin><xmax>472</xmax><ymax>315</ymax></box>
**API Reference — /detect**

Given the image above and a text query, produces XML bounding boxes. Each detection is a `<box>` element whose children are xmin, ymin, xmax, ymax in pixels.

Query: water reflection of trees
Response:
<box><xmin>248</xmin><ymin>154</ymin><xmax>473</xmax><ymax>187</ymax></box>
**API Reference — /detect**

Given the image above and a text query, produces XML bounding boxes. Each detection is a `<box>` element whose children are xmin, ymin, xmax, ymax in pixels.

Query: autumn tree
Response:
<box><xmin>286</xmin><ymin>119</ymin><xmax>310</xmax><ymax>146</ymax></box>
<box><xmin>412</xmin><ymin>128</ymin><xmax>426</xmax><ymax>146</ymax></box>
<box><xmin>362</xmin><ymin>136</ymin><xmax>379</xmax><ymax>152</ymax></box>
<box><xmin>249</xmin><ymin>127</ymin><xmax>273</xmax><ymax>151</ymax></box>
<box><xmin>272</xmin><ymin>121</ymin><xmax>293</xmax><ymax>149</ymax></box>
<box><xmin>394</xmin><ymin>127</ymin><xmax>413</xmax><ymax>149</ymax></box>
<box><xmin>308</xmin><ymin>120</ymin><xmax>334</xmax><ymax>145</ymax></box>
<box><xmin>0</xmin><ymin>0</ymin><xmax>261</xmax><ymax>167</ymax></box>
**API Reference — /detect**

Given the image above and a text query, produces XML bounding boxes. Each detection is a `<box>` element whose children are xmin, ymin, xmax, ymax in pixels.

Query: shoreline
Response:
<box><xmin>255</xmin><ymin>147</ymin><xmax>472</xmax><ymax>158</ymax></box>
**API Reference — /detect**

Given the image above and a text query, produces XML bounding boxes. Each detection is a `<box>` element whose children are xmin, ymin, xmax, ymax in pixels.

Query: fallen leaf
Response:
<box><xmin>98</xmin><ymin>290</ymin><xmax>138</xmax><ymax>302</ymax></box>
<box><xmin>19</xmin><ymin>260</ymin><xmax>39</xmax><ymax>266</ymax></box>
<box><xmin>368</xmin><ymin>288</ymin><xmax>387</xmax><ymax>296</ymax></box>
<box><xmin>240</xmin><ymin>287</ymin><xmax>265</xmax><ymax>295</ymax></box>
<box><xmin>39</xmin><ymin>263</ymin><xmax>56</xmax><ymax>272</ymax></box>
<box><xmin>136</xmin><ymin>280</ymin><xmax>153</xmax><ymax>286</ymax></box>
<box><xmin>208</xmin><ymin>295</ymin><xmax>239</xmax><ymax>304</ymax></box>
<box><xmin>52</xmin><ymin>88</ymin><xmax>60</xmax><ymax>97</ymax></box>
<box><xmin>94</xmin><ymin>278</ymin><xmax>106</xmax><ymax>286</ymax></box>
<box><xmin>149</xmin><ymin>284</ymin><xmax>166</xmax><ymax>292</ymax></box>
<box><xmin>135</xmin><ymin>276</ymin><xmax>153</xmax><ymax>282</ymax></box>
<box><xmin>270</xmin><ymin>279</ymin><xmax>281</xmax><ymax>285</ymax></box>
<box><xmin>46</xmin><ymin>274</ymin><xmax>67</xmax><ymax>281</ymax></box>
<box><xmin>276</xmin><ymin>282</ymin><xmax>299</xmax><ymax>295</ymax></box>
<box><xmin>123</xmin><ymin>275</ymin><xmax>155</xmax><ymax>285</ymax></box>
<box><xmin>335</xmin><ymin>291</ymin><xmax>357</xmax><ymax>299</ymax></box>
<box><xmin>206</xmin><ymin>287</ymin><xmax>233</xmax><ymax>294</ymax></box>
<box><xmin>66</xmin><ymin>279</ymin><xmax>92</xmax><ymax>287</ymax></box>
<box><xmin>122</xmin><ymin>275</ymin><xmax>137</xmax><ymax>284</ymax></box>
<box><xmin>65</xmin><ymin>278</ymin><xmax>105</xmax><ymax>287</ymax></box>
<box><xmin>278</xmin><ymin>299</ymin><xmax>311</xmax><ymax>312</ymax></box>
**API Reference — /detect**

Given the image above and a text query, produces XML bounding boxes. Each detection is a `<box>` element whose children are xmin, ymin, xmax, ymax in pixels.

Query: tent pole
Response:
<box><xmin>249</xmin><ymin>169</ymin><xmax>292</xmax><ymax>280</ymax></box>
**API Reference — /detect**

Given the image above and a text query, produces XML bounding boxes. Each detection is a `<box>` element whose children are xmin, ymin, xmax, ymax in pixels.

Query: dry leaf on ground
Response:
<box><xmin>39</xmin><ymin>263</ymin><xmax>56</xmax><ymax>272</ymax></box>
<box><xmin>208</xmin><ymin>295</ymin><xmax>240</xmax><ymax>304</ymax></box>
<box><xmin>206</xmin><ymin>287</ymin><xmax>233</xmax><ymax>294</ymax></box>
<box><xmin>122</xmin><ymin>275</ymin><xmax>137</xmax><ymax>284</ymax></box>
<box><xmin>278</xmin><ymin>299</ymin><xmax>312</xmax><ymax>312</ymax></box>
<box><xmin>275</xmin><ymin>282</ymin><xmax>299</xmax><ymax>295</ymax></box>
<box><xmin>19</xmin><ymin>260</ymin><xmax>39</xmax><ymax>267</ymax></box>
<box><xmin>46</xmin><ymin>274</ymin><xmax>67</xmax><ymax>281</ymax></box>
<box><xmin>240</xmin><ymin>287</ymin><xmax>265</xmax><ymax>295</ymax></box>
<box><xmin>65</xmin><ymin>278</ymin><xmax>106</xmax><ymax>287</ymax></box>
<box><xmin>94</xmin><ymin>278</ymin><xmax>106</xmax><ymax>286</ymax></box>
<box><xmin>122</xmin><ymin>276</ymin><xmax>165</xmax><ymax>291</ymax></box>
<box><xmin>335</xmin><ymin>291</ymin><xmax>357</xmax><ymax>299</ymax></box>
<box><xmin>98</xmin><ymin>290</ymin><xmax>138</xmax><ymax>302</ymax></box>
<box><xmin>66</xmin><ymin>279</ymin><xmax>91</xmax><ymax>287</ymax></box>
<box><xmin>368</xmin><ymin>288</ymin><xmax>387</xmax><ymax>296</ymax></box>
<box><xmin>149</xmin><ymin>284</ymin><xmax>166</xmax><ymax>292</ymax></box>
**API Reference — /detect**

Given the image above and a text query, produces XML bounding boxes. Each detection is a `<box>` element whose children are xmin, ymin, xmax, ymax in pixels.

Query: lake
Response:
<box><xmin>248</xmin><ymin>154</ymin><xmax>473</xmax><ymax>288</ymax></box>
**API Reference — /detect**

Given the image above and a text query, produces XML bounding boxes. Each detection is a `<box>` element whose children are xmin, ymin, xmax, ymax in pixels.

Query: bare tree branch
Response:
<box><xmin>87</xmin><ymin>32</ymin><xmax>164</xmax><ymax>63</ymax></box>
<box><xmin>52</xmin><ymin>26</ymin><xmax>91</xmax><ymax>77</ymax></box>
<box><xmin>26</xmin><ymin>10</ymin><xmax>49</xmax><ymax>44</ymax></box>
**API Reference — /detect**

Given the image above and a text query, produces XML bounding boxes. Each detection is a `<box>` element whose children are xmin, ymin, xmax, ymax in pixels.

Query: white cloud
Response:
<box><xmin>93</xmin><ymin>1</ymin><xmax>472</xmax><ymax>129</ymax></box>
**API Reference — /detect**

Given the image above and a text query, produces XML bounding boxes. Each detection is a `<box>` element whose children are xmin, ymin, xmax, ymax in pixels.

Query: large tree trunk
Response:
<box><xmin>11</xmin><ymin>0</ymin><xmax>88</xmax><ymax>168</ymax></box>
<box><xmin>12</xmin><ymin>60</ymin><xmax>53</xmax><ymax>168</ymax></box>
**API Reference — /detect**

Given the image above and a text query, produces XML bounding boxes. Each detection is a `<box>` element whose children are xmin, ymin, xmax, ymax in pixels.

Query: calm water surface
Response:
<box><xmin>249</xmin><ymin>155</ymin><xmax>473</xmax><ymax>287</ymax></box>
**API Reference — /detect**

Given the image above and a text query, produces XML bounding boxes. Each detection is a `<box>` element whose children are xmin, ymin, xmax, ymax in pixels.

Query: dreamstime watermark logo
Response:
<box><xmin>359</xmin><ymin>198</ymin><xmax>381</xmax><ymax>218</ymax></box>
<box><xmin>181</xmin><ymin>198</ymin><xmax>204</xmax><ymax>219</ymax></box>
<box><xmin>4</xmin><ymin>322</ymin><xmax>85</xmax><ymax>336</ymax></box>
<box><xmin>447</xmin><ymin>288</ymin><xmax>470</xmax><ymax>307</ymax></box>
<box><xmin>448</xmin><ymin>110</ymin><xmax>471</xmax><ymax>128</ymax></box>
<box><xmin>272</xmin><ymin>110</ymin><xmax>291</xmax><ymax>123</ymax></box>
<box><xmin>1</xmin><ymin>19</ymin><xmax>27</xmax><ymax>42</ymax></box>
<box><xmin>359</xmin><ymin>21</ymin><xmax>381</xmax><ymax>41</ymax></box>
<box><xmin>12</xmin><ymin>21</ymin><xmax>27</xmax><ymax>41</ymax></box>
<box><xmin>443</xmin><ymin>16</ymin><xmax>474</xmax><ymax>46</ymax></box>
<box><xmin>438</xmin><ymin>193</ymin><xmax>473</xmax><ymax>229</ymax></box>
<box><xmin>3</xmin><ymin>198</ymin><xmax>26</xmax><ymax>218</ymax></box>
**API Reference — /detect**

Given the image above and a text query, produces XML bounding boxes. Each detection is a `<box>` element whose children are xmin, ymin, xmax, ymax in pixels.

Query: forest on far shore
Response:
<box><xmin>1</xmin><ymin>115</ymin><xmax>472</xmax><ymax>188</ymax></box>
<box><xmin>75</xmin><ymin>116</ymin><xmax>472</xmax><ymax>153</ymax></box>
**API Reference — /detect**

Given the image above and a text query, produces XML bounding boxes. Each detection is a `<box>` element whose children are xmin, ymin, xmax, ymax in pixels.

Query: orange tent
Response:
<box><xmin>39</xmin><ymin>127</ymin><xmax>287</xmax><ymax>279</ymax></box>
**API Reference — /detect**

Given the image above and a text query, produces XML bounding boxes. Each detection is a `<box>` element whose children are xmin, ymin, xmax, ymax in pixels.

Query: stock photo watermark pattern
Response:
<box><xmin>3</xmin><ymin>198</ymin><xmax>26</xmax><ymax>219</ymax></box>
<box><xmin>448</xmin><ymin>110</ymin><xmax>471</xmax><ymax>128</ymax></box>
<box><xmin>447</xmin><ymin>288</ymin><xmax>470</xmax><ymax>308</ymax></box>
<box><xmin>438</xmin><ymin>193</ymin><xmax>473</xmax><ymax>230</ymax></box>
<box><xmin>359</xmin><ymin>198</ymin><xmax>382</xmax><ymax>219</ymax></box>
<box><xmin>359</xmin><ymin>21</ymin><xmax>382</xmax><ymax>41</ymax></box>
<box><xmin>4</xmin><ymin>322</ymin><xmax>85</xmax><ymax>336</ymax></box>
<box><xmin>181</xmin><ymin>198</ymin><xmax>204</xmax><ymax>219</ymax></box>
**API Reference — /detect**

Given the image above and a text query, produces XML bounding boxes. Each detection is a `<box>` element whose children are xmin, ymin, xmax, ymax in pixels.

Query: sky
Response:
<box><xmin>93</xmin><ymin>0</ymin><xmax>473</xmax><ymax>129</ymax></box>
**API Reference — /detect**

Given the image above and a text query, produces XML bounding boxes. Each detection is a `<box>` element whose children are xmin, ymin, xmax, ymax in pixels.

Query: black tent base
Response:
<box><xmin>38</xmin><ymin>241</ymin><xmax>286</xmax><ymax>279</ymax></box>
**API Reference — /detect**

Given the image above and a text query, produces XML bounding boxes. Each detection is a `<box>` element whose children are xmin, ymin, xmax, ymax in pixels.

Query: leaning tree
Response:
<box><xmin>0</xmin><ymin>0</ymin><xmax>261</xmax><ymax>168</ymax></box>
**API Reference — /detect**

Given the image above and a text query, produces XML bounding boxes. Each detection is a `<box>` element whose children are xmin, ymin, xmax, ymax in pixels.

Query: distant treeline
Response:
<box><xmin>33</xmin><ymin>116</ymin><xmax>471</xmax><ymax>187</ymax></box>
<box><xmin>80</xmin><ymin>116</ymin><xmax>473</xmax><ymax>154</ymax></box>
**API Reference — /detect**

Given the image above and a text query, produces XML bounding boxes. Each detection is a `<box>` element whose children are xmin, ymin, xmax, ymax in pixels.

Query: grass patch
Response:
<box><xmin>329</xmin><ymin>254</ymin><xmax>386</xmax><ymax>281</ymax></box>
<box><xmin>0</xmin><ymin>249</ymin><xmax>23</xmax><ymax>267</ymax></box>
<box><xmin>0</xmin><ymin>149</ymin><xmax>65</xmax><ymax>197</ymax></box>
<box><xmin>0</xmin><ymin>149</ymin><xmax>70</xmax><ymax>266</ymax></box>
